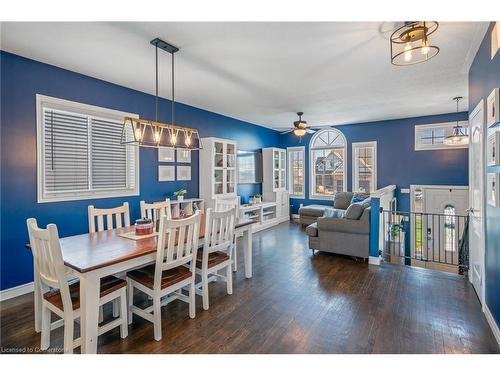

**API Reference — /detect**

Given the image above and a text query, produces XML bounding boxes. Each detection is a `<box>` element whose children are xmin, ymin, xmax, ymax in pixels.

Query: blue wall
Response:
<box><xmin>469</xmin><ymin>22</ymin><xmax>500</xmax><ymax>328</ymax></box>
<box><xmin>0</xmin><ymin>51</ymin><xmax>280</xmax><ymax>290</ymax></box>
<box><xmin>280</xmin><ymin>112</ymin><xmax>469</xmax><ymax>213</ymax></box>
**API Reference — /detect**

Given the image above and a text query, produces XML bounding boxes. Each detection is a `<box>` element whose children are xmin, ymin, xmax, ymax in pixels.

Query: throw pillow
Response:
<box><xmin>343</xmin><ymin>204</ymin><xmax>365</xmax><ymax>220</ymax></box>
<box><xmin>351</xmin><ymin>192</ymin><xmax>370</xmax><ymax>205</ymax></box>
<box><xmin>323</xmin><ymin>207</ymin><xmax>342</xmax><ymax>218</ymax></box>
<box><xmin>334</xmin><ymin>192</ymin><xmax>353</xmax><ymax>209</ymax></box>
<box><xmin>360</xmin><ymin>197</ymin><xmax>371</xmax><ymax>208</ymax></box>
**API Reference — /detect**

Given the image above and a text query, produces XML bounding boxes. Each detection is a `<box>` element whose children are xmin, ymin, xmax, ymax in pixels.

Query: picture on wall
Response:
<box><xmin>176</xmin><ymin>149</ymin><xmax>191</xmax><ymax>163</ymax></box>
<box><xmin>487</xmin><ymin>88</ymin><xmax>499</xmax><ymax>127</ymax></box>
<box><xmin>487</xmin><ymin>173</ymin><xmax>499</xmax><ymax>207</ymax></box>
<box><xmin>177</xmin><ymin>165</ymin><xmax>191</xmax><ymax>181</ymax></box>
<box><xmin>158</xmin><ymin>146</ymin><xmax>175</xmax><ymax>162</ymax></box>
<box><xmin>158</xmin><ymin>165</ymin><xmax>175</xmax><ymax>182</ymax></box>
<box><xmin>487</xmin><ymin>131</ymin><xmax>500</xmax><ymax>166</ymax></box>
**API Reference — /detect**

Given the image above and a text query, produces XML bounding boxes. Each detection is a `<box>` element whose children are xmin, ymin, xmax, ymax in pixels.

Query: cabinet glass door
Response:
<box><xmin>227</xmin><ymin>169</ymin><xmax>236</xmax><ymax>194</ymax></box>
<box><xmin>214</xmin><ymin>142</ymin><xmax>224</xmax><ymax>168</ymax></box>
<box><xmin>226</xmin><ymin>143</ymin><xmax>236</xmax><ymax>168</ymax></box>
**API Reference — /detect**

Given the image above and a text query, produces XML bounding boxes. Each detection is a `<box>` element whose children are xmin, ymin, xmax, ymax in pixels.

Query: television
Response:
<box><xmin>237</xmin><ymin>150</ymin><xmax>262</xmax><ymax>184</ymax></box>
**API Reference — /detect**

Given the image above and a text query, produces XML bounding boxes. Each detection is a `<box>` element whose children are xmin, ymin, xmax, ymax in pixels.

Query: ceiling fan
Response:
<box><xmin>280</xmin><ymin>112</ymin><xmax>316</xmax><ymax>137</ymax></box>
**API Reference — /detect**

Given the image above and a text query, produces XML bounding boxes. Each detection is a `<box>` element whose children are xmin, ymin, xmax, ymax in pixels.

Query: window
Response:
<box><xmin>352</xmin><ymin>141</ymin><xmax>377</xmax><ymax>193</ymax></box>
<box><xmin>309</xmin><ymin>128</ymin><xmax>346</xmax><ymax>199</ymax></box>
<box><xmin>415</xmin><ymin>122</ymin><xmax>469</xmax><ymax>150</ymax></box>
<box><xmin>37</xmin><ymin>95</ymin><xmax>139</xmax><ymax>203</ymax></box>
<box><xmin>287</xmin><ymin>146</ymin><xmax>305</xmax><ymax>198</ymax></box>
<box><xmin>444</xmin><ymin>204</ymin><xmax>456</xmax><ymax>252</ymax></box>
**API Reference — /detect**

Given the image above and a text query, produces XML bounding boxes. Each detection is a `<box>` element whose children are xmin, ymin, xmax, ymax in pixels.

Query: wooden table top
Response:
<box><xmin>27</xmin><ymin>215</ymin><xmax>255</xmax><ymax>274</ymax></box>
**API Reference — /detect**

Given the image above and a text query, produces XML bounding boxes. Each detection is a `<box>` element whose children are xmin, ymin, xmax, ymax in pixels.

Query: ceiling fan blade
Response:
<box><xmin>306</xmin><ymin>129</ymin><xmax>316</xmax><ymax>134</ymax></box>
<box><xmin>280</xmin><ymin>129</ymin><xmax>294</xmax><ymax>135</ymax></box>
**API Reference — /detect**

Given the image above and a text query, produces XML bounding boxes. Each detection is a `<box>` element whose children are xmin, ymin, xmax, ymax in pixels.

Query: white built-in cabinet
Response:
<box><xmin>262</xmin><ymin>148</ymin><xmax>290</xmax><ymax>222</ymax></box>
<box><xmin>199</xmin><ymin>137</ymin><xmax>237</xmax><ymax>210</ymax></box>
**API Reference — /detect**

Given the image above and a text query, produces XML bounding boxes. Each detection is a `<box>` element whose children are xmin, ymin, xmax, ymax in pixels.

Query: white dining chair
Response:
<box><xmin>26</xmin><ymin>218</ymin><xmax>128</xmax><ymax>354</ymax></box>
<box><xmin>195</xmin><ymin>207</ymin><xmax>236</xmax><ymax>310</ymax></box>
<box><xmin>88</xmin><ymin>202</ymin><xmax>131</xmax><ymax>233</ymax></box>
<box><xmin>214</xmin><ymin>196</ymin><xmax>240</xmax><ymax>271</ymax></box>
<box><xmin>140</xmin><ymin>199</ymin><xmax>172</xmax><ymax>221</ymax></box>
<box><xmin>88</xmin><ymin>202</ymin><xmax>131</xmax><ymax>320</ymax></box>
<box><xmin>126</xmin><ymin>211</ymin><xmax>201</xmax><ymax>341</ymax></box>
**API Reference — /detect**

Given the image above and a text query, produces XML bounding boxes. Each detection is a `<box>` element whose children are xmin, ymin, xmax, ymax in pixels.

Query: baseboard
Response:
<box><xmin>484</xmin><ymin>304</ymin><xmax>500</xmax><ymax>348</ymax></box>
<box><xmin>369</xmin><ymin>256</ymin><xmax>381</xmax><ymax>265</ymax></box>
<box><xmin>0</xmin><ymin>282</ymin><xmax>34</xmax><ymax>302</ymax></box>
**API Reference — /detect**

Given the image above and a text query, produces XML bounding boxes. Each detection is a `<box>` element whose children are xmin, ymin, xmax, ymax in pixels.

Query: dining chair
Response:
<box><xmin>88</xmin><ymin>202</ymin><xmax>131</xmax><ymax>320</ymax></box>
<box><xmin>140</xmin><ymin>199</ymin><xmax>172</xmax><ymax>221</ymax></box>
<box><xmin>195</xmin><ymin>207</ymin><xmax>236</xmax><ymax>310</ymax></box>
<box><xmin>26</xmin><ymin>218</ymin><xmax>128</xmax><ymax>354</ymax></box>
<box><xmin>88</xmin><ymin>202</ymin><xmax>131</xmax><ymax>233</ymax></box>
<box><xmin>214</xmin><ymin>196</ymin><xmax>240</xmax><ymax>271</ymax></box>
<box><xmin>126</xmin><ymin>211</ymin><xmax>201</xmax><ymax>341</ymax></box>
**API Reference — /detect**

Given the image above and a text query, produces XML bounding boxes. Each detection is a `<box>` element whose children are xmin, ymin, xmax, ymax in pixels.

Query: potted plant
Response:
<box><xmin>254</xmin><ymin>194</ymin><xmax>262</xmax><ymax>204</ymax></box>
<box><xmin>174</xmin><ymin>188</ymin><xmax>187</xmax><ymax>202</ymax></box>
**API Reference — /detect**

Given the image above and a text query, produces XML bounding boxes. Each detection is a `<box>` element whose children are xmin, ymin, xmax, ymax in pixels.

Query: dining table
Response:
<box><xmin>27</xmin><ymin>214</ymin><xmax>255</xmax><ymax>354</ymax></box>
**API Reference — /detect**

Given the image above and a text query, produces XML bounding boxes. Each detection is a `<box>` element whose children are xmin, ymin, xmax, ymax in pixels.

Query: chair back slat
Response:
<box><xmin>215</xmin><ymin>196</ymin><xmax>240</xmax><ymax>213</ymax></box>
<box><xmin>154</xmin><ymin>212</ymin><xmax>201</xmax><ymax>290</ymax></box>
<box><xmin>88</xmin><ymin>202</ymin><xmax>130</xmax><ymax>233</ymax></box>
<box><xmin>140</xmin><ymin>199</ymin><xmax>172</xmax><ymax>222</ymax></box>
<box><xmin>26</xmin><ymin>219</ymin><xmax>73</xmax><ymax>311</ymax></box>
<box><xmin>203</xmin><ymin>208</ymin><xmax>235</xmax><ymax>256</ymax></box>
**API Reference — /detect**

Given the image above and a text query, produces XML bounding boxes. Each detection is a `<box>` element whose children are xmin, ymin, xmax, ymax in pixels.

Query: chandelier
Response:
<box><xmin>121</xmin><ymin>38</ymin><xmax>202</xmax><ymax>149</ymax></box>
<box><xmin>390</xmin><ymin>21</ymin><xmax>439</xmax><ymax>66</ymax></box>
<box><xmin>444</xmin><ymin>96</ymin><xmax>469</xmax><ymax>146</ymax></box>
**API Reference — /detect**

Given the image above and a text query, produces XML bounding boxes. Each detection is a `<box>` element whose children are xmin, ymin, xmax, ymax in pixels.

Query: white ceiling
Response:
<box><xmin>0</xmin><ymin>22</ymin><xmax>488</xmax><ymax>129</ymax></box>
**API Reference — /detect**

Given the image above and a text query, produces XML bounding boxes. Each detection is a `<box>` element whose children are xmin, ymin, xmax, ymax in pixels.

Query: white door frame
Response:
<box><xmin>468</xmin><ymin>100</ymin><xmax>486</xmax><ymax>308</ymax></box>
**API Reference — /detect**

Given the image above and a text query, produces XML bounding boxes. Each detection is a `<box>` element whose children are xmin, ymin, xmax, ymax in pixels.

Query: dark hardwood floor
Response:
<box><xmin>1</xmin><ymin>222</ymin><xmax>498</xmax><ymax>354</ymax></box>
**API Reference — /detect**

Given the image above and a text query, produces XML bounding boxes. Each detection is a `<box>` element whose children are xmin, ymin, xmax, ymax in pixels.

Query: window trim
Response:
<box><xmin>352</xmin><ymin>141</ymin><xmax>377</xmax><ymax>193</ymax></box>
<box><xmin>414</xmin><ymin>121</ymin><xmax>469</xmax><ymax>151</ymax></box>
<box><xmin>309</xmin><ymin>128</ymin><xmax>347</xmax><ymax>201</ymax></box>
<box><xmin>287</xmin><ymin>146</ymin><xmax>305</xmax><ymax>199</ymax></box>
<box><xmin>36</xmin><ymin>94</ymin><xmax>140</xmax><ymax>203</ymax></box>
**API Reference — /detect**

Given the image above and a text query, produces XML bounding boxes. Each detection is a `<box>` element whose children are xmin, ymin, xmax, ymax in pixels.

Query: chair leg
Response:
<box><xmin>98</xmin><ymin>305</ymin><xmax>104</xmax><ymax>323</ymax></box>
<box><xmin>63</xmin><ymin>316</ymin><xmax>74</xmax><ymax>354</ymax></box>
<box><xmin>232</xmin><ymin>241</ymin><xmax>238</xmax><ymax>272</ymax></box>
<box><xmin>226</xmin><ymin>264</ymin><xmax>233</xmax><ymax>295</ymax></box>
<box><xmin>202</xmin><ymin>271</ymin><xmax>209</xmax><ymax>310</ymax></box>
<box><xmin>127</xmin><ymin>280</ymin><xmax>133</xmax><ymax>324</ymax></box>
<box><xmin>189</xmin><ymin>278</ymin><xmax>196</xmax><ymax>319</ymax></box>
<box><xmin>153</xmin><ymin>295</ymin><xmax>162</xmax><ymax>341</ymax></box>
<box><xmin>119</xmin><ymin>290</ymin><xmax>128</xmax><ymax>339</ymax></box>
<box><xmin>40</xmin><ymin>304</ymin><xmax>51</xmax><ymax>350</ymax></box>
<box><xmin>112</xmin><ymin>298</ymin><xmax>120</xmax><ymax>318</ymax></box>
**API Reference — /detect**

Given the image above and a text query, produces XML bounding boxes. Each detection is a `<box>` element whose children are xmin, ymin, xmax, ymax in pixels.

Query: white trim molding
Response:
<box><xmin>369</xmin><ymin>256</ymin><xmax>381</xmax><ymax>265</ymax></box>
<box><xmin>485</xmin><ymin>304</ymin><xmax>500</xmax><ymax>348</ymax></box>
<box><xmin>0</xmin><ymin>282</ymin><xmax>34</xmax><ymax>302</ymax></box>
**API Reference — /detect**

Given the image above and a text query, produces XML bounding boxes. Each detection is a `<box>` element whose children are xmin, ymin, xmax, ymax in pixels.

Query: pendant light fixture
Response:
<box><xmin>444</xmin><ymin>96</ymin><xmax>469</xmax><ymax>146</ymax></box>
<box><xmin>121</xmin><ymin>38</ymin><xmax>202</xmax><ymax>149</ymax></box>
<box><xmin>390</xmin><ymin>21</ymin><xmax>439</xmax><ymax>66</ymax></box>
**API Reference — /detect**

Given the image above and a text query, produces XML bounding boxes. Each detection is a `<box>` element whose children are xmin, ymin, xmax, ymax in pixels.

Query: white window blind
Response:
<box><xmin>37</xmin><ymin>95</ymin><xmax>139</xmax><ymax>202</ymax></box>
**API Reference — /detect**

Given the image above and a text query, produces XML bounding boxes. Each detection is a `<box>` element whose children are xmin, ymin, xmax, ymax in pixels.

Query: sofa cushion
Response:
<box><xmin>299</xmin><ymin>204</ymin><xmax>331</xmax><ymax>218</ymax></box>
<box><xmin>351</xmin><ymin>192</ymin><xmax>370</xmax><ymax>204</ymax></box>
<box><xmin>323</xmin><ymin>207</ymin><xmax>344</xmax><ymax>218</ymax></box>
<box><xmin>343</xmin><ymin>204</ymin><xmax>365</xmax><ymax>220</ymax></box>
<box><xmin>334</xmin><ymin>192</ymin><xmax>354</xmax><ymax>210</ymax></box>
<box><xmin>305</xmin><ymin>223</ymin><xmax>318</xmax><ymax>237</ymax></box>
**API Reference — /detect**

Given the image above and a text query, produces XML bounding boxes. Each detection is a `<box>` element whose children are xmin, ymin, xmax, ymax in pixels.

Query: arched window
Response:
<box><xmin>444</xmin><ymin>204</ymin><xmax>456</xmax><ymax>252</ymax></box>
<box><xmin>309</xmin><ymin>128</ymin><xmax>347</xmax><ymax>199</ymax></box>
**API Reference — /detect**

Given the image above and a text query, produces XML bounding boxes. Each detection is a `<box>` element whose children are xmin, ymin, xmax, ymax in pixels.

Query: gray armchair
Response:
<box><xmin>306</xmin><ymin>206</ymin><xmax>370</xmax><ymax>259</ymax></box>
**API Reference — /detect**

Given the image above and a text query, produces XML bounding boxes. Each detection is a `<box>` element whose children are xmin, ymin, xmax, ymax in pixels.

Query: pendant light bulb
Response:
<box><xmin>184</xmin><ymin>130</ymin><xmax>192</xmax><ymax>147</ymax></box>
<box><xmin>404</xmin><ymin>43</ymin><xmax>413</xmax><ymax>62</ymax></box>
<box><xmin>154</xmin><ymin>129</ymin><xmax>161</xmax><ymax>143</ymax></box>
<box><xmin>134</xmin><ymin>126</ymin><xmax>142</xmax><ymax>141</ymax></box>
<box><xmin>421</xmin><ymin>38</ymin><xmax>430</xmax><ymax>55</ymax></box>
<box><xmin>170</xmin><ymin>129</ymin><xmax>178</xmax><ymax>145</ymax></box>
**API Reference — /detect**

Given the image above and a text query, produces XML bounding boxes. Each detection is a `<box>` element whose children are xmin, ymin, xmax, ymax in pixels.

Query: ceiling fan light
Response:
<box><xmin>294</xmin><ymin>128</ymin><xmax>306</xmax><ymax>137</ymax></box>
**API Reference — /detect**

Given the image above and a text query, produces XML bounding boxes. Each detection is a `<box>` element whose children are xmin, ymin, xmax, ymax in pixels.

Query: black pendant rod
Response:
<box><xmin>155</xmin><ymin>42</ymin><xmax>159</xmax><ymax>122</ymax></box>
<box><xmin>171</xmin><ymin>52</ymin><xmax>175</xmax><ymax>125</ymax></box>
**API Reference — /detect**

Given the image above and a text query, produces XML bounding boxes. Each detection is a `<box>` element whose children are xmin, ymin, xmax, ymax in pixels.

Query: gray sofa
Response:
<box><xmin>305</xmin><ymin>199</ymin><xmax>371</xmax><ymax>259</ymax></box>
<box><xmin>299</xmin><ymin>192</ymin><xmax>354</xmax><ymax>225</ymax></box>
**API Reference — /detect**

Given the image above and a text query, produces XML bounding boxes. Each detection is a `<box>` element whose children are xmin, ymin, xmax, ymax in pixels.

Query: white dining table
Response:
<box><xmin>28</xmin><ymin>216</ymin><xmax>255</xmax><ymax>354</ymax></box>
